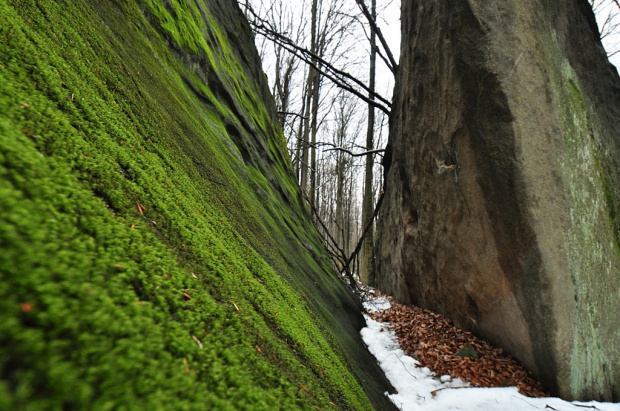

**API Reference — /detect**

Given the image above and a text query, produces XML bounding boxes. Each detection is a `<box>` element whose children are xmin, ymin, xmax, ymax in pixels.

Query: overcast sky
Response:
<box><xmin>374</xmin><ymin>0</ymin><xmax>400</xmax><ymax>100</ymax></box>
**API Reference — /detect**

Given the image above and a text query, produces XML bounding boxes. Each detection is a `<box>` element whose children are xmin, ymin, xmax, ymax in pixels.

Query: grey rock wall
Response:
<box><xmin>376</xmin><ymin>0</ymin><xmax>620</xmax><ymax>401</ymax></box>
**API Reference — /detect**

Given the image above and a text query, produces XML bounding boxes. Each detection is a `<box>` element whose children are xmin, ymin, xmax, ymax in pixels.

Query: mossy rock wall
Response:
<box><xmin>376</xmin><ymin>0</ymin><xmax>620</xmax><ymax>401</ymax></box>
<box><xmin>0</xmin><ymin>1</ymin><xmax>396</xmax><ymax>409</ymax></box>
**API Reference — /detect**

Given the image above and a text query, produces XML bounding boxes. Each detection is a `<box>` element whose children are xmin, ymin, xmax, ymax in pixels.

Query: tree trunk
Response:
<box><xmin>335</xmin><ymin>150</ymin><xmax>345</xmax><ymax>269</ymax></box>
<box><xmin>309</xmin><ymin>65</ymin><xmax>321</xmax><ymax>211</ymax></box>
<box><xmin>299</xmin><ymin>0</ymin><xmax>319</xmax><ymax>199</ymax></box>
<box><xmin>300</xmin><ymin>68</ymin><xmax>314</xmax><ymax>194</ymax></box>
<box><xmin>360</xmin><ymin>0</ymin><xmax>376</xmax><ymax>286</ymax></box>
<box><xmin>294</xmin><ymin>83</ymin><xmax>308</xmax><ymax>178</ymax></box>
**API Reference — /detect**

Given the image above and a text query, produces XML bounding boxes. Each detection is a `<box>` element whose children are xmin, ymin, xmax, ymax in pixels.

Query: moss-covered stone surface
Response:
<box><xmin>0</xmin><ymin>1</ymin><xmax>395</xmax><ymax>409</ymax></box>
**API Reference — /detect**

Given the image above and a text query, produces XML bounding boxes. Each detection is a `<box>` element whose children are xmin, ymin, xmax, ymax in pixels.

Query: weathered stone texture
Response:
<box><xmin>376</xmin><ymin>0</ymin><xmax>620</xmax><ymax>401</ymax></box>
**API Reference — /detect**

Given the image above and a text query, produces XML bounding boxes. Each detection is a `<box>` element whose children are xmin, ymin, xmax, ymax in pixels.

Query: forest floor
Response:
<box><xmin>358</xmin><ymin>287</ymin><xmax>620</xmax><ymax>411</ymax></box>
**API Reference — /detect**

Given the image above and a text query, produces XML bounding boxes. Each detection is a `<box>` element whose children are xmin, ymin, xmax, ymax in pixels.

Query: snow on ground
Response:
<box><xmin>362</xmin><ymin>293</ymin><xmax>392</xmax><ymax>313</ymax></box>
<box><xmin>360</xmin><ymin>294</ymin><xmax>620</xmax><ymax>411</ymax></box>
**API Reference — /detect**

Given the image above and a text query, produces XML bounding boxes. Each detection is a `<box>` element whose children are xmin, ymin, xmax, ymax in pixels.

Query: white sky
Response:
<box><xmin>376</xmin><ymin>0</ymin><xmax>400</xmax><ymax>62</ymax></box>
<box><xmin>374</xmin><ymin>0</ymin><xmax>400</xmax><ymax>99</ymax></box>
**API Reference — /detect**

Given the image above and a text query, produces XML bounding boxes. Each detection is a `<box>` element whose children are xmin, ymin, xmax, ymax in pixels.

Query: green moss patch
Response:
<box><xmin>0</xmin><ymin>1</ymin><xmax>383</xmax><ymax>409</ymax></box>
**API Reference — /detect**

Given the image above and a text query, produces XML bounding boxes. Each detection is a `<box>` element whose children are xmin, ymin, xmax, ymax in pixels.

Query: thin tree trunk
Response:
<box><xmin>300</xmin><ymin>69</ymin><xmax>314</xmax><ymax>193</ymax></box>
<box><xmin>309</xmin><ymin>67</ymin><xmax>320</xmax><ymax>210</ymax></box>
<box><xmin>335</xmin><ymin>151</ymin><xmax>345</xmax><ymax>269</ymax></box>
<box><xmin>294</xmin><ymin>84</ymin><xmax>308</xmax><ymax>178</ymax></box>
<box><xmin>300</xmin><ymin>0</ymin><xmax>319</xmax><ymax>198</ymax></box>
<box><xmin>346</xmin><ymin>165</ymin><xmax>354</xmax><ymax>258</ymax></box>
<box><xmin>361</xmin><ymin>0</ymin><xmax>377</xmax><ymax>286</ymax></box>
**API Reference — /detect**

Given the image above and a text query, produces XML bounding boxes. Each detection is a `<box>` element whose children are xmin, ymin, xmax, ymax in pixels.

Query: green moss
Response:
<box><xmin>0</xmin><ymin>0</ymin><xmax>378</xmax><ymax>409</ymax></box>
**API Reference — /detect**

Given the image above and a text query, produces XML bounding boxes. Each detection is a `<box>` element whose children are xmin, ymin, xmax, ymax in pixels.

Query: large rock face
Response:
<box><xmin>0</xmin><ymin>1</ymin><xmax>396</xmax><ymax>409</ymax></box>
<box><xmin>376</xmin><ymin>0</ymin><xmax>620</xmax><ymax>401</ymax></box>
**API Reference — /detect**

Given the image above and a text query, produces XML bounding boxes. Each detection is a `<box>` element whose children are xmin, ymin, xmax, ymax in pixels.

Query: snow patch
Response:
<box><xmin>360</xmin><ymin>293</ymin><xmax>620</xmax><ymax>411</ymax></box>
<box><xmin>362</xmin><ymin>296</ymin><xmax>391</xmax><ymax>313</ymax></box>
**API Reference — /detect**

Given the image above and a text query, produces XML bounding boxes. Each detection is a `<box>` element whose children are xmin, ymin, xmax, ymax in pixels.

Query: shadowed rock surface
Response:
<box><xmin>376</xmin><ymin>0</ymin><xmax>620</xmax><ymax>401</ymax></box>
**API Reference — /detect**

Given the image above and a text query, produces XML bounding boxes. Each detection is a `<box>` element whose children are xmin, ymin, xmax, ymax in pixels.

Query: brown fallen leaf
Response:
<box><xmin>368</xmin><ymin>292</ymin><xmax>548</xmax><ymax>397</ymax></box>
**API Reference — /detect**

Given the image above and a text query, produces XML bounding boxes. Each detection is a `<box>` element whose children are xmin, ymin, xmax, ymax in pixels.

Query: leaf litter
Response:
<box><xmin>359</xmin><ymin>287</ymin><xmax>620</xmax><ymax>411</ymax></box>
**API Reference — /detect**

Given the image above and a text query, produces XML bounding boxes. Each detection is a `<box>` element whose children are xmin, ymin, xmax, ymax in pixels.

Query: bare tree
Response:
<box><xmin>299</xmin><ymin>0</ymin><xmax>317</xmax><ymax>198</ymax></box>
<box><xmin>354</xmin><ymin>0</ymin><xmax>398</xmax><ymax>74</ymax></box>
<box><xmin>243</xmin><ymin>0</ymin><xmax>398</xmax><ymax>283</ymax></box>
<box><xmin>270</xmin><ymin>4</ymin><xmax>304</xmax><ymax>128</ymax></box>
<box><xmin>243</xmin><ymin>4</ymin><xmax>392</xmax><ymax>115</ymax></box>
<box><xmin>360</xmin><ymin>0</ymin><xmax>376</xmax><ymax>286</ymax></box>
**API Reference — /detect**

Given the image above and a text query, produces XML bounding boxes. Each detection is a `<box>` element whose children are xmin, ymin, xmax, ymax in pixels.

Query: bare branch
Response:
<box><xmin>302</xmin><ymin>192</ymin><xmax>356</xmax><ymax>286</ymax></box>
<box><xmin>354</xmin><ymin>0</ymin><xmax>398</xmax><ymax>74</ymax></box>
<box><xmin>245</xmin><ymin>7</ymin><xmax>391</xmax><ymax>114</ymax></box>
<box><xmin>278</xmin><ymin>111</ymin><xmax>308</xmax><ymax>120</ymax></box>
<box><xmin>324</xmin><ymin>146</ymin><xmax>385</xmax><ymax>158</ymax></box>
<box><xmin>269</xmin><ymin>36</ymin><xmax>392</xmax><ymax>114</ymax></box>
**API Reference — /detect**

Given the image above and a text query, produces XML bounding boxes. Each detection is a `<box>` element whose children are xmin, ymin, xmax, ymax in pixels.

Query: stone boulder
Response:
<box><xmin>376</xmin><ymin>0</ymin><xmax>620</xmax><ymax>401</ymax></box>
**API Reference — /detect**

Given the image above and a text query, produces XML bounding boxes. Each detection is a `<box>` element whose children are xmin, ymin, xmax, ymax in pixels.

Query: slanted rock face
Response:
<box><xmin>0</xmin><ymin>1</ymin><xmax>397</xmax><ymax>408</ymax></box>
<box><xmin>376</xmin><ymin>0</ymin><xmax>620</xmax><ymax>401</ymax></box>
